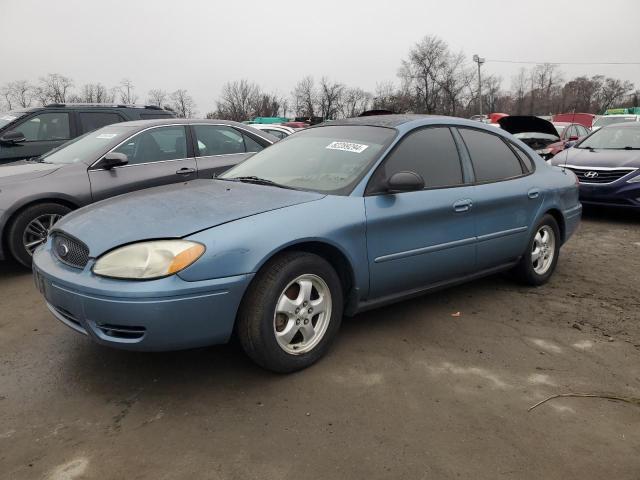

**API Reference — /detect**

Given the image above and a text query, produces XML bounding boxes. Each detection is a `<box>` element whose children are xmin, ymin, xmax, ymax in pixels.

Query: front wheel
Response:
<box><xmin>8</xmin><ymin>203</ymin><xmax>71</xmax><ymax>268</ymax></box>
<box><xmin>511</xmin><ymin>214</ymin><xmax>560</xmax><ymax>286</ymax></box>
<box><xmin>236</xmin><ymin>251</ymin><xmax>343</xmax><ymax>373</ymax></box>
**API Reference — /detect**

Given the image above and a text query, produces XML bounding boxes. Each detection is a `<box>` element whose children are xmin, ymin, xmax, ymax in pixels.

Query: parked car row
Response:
<box><xmin>0</xmin><ymin>118</ymin><xmax>277</xmax><ymax>266</ymax></box>
<box><xmin>26</xmin><ymin>114</ymin><xmax>582</xmax><ymax>372</ymax></box>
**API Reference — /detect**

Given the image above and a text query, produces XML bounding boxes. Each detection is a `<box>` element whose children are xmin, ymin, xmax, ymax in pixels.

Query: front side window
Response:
<box><xmin>14</xmin><ymin>112</ymin><xmax>70</xmax><ymax>141</ymax></box>
<box><xmin>459</xmin><ymin>128</ymin><xmax>524</xmax><ymax>182</ymax></box>
<box><xmin>265</xmin><ymin>129</ymin><xmax>287</xmax><ymax>140</ymax></box>
<box><xmin>193</xmin><ymin>125</ymin><xmax>247</xmax><ymax>156</ymax></box>
<box><xmin>113</xmin><ymin>126</ymin><xmax>187</xmax><ymax>165</ymax></box>
<box><xmin>220</xmin><ymin>125</ymin><xmax>396</xmax><ymax>195</ymax></box>
<box><xmin>370</xmin><ymin>127</ymin><xmax>463</xmax><ymax>190</ymax></box>
<box><xmin>79</xmin><ymin>112</ymin><xmax>123</xmax><ymax>133</ymax></box>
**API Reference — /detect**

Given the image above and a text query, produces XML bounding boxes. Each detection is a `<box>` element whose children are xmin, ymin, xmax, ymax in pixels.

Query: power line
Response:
<box><xmin>486</xmin><ymin>59</ymin><xmax>640</xmax><ymax>65</ymax></box>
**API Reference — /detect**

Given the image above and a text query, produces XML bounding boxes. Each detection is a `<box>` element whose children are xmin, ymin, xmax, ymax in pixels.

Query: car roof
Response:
<box><xmin>325</xmin><ymin>114</ymin><xmax>436</xmax><ymax>128</ymax></box>
<box><xmin>118</xmin><ymin>118</ymin><xmax>255</xmax><ymax>128</ymax></box>
<box><xmin>602</xmin><ymin>121</ymin><xmax>640</xmax><ymax>129</ymax></box>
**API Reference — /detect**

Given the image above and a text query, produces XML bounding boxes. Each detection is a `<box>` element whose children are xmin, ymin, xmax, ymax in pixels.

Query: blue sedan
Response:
<box><xmin>33</xmin><ymin>115</ymin><xmax>582</xmax><ymax>372</ymax></box>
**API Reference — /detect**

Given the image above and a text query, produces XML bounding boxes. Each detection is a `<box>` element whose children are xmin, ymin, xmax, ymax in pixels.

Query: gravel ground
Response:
<box><xmin>1</xmin><ymin>206</ymin><xmax>639</xmax><ymax>480</ymax></box>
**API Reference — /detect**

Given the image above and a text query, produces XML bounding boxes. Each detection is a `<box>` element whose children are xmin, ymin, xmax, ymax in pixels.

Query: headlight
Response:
<box><xmin>628</xmin><ymin>173</ymin><xmax>640</xmax><ymax>183</ymax></box>
<box><xmin>93</xmin><ymin>240</ymin><xmax>205</xmax><ymax>280</ymax></box>
<box><xmin>537</xmin><ymin>148</ymin><xmax>552</xmax><ymax>155</ymax></box>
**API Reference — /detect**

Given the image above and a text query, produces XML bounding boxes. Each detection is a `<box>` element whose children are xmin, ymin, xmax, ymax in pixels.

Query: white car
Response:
<box><xmin>592</xmin><ymin>115</ymin><xmax>640</xmax><ymax>131</ymax></box>
<box><xmin>249</xmin><ymin>124</ymin><xmax>296</xmax><ymax>140</ymax></box>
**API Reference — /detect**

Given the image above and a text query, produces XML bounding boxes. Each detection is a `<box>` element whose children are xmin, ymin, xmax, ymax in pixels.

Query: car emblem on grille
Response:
<box><xmin>584</xmin><ymin>171</ymin><xmax>599</xmax><ymax>178</ymax></box>
<box><xmin>57</xmin><ymin>242</ymin><xmax>70</xmax><ymax>258</ymax></box>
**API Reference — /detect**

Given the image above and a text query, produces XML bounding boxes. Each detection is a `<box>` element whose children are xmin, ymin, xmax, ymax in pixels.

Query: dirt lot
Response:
<box><xmin>1</xmin><ymin>207</ymin><xmax>639</xmax><ymax>480</ymax></box>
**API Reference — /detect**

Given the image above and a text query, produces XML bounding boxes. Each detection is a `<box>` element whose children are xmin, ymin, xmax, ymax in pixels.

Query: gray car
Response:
<box><xmin>0</xmin><ymin>119</ymin><xmax>277</xmax><ymax>267</ymax></box>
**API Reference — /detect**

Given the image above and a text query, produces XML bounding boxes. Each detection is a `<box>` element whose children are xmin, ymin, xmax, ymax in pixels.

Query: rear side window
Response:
<box><xmin>372</xmin><ymin>127</ymin><xmax>463</xmax><ymax>189</ymax></box>
<box><xmin>243</xmin><ymin>132</ymin><xmax>265</xmax><ymax>152</ymax></box>
<box><xmin>193</xmin><ymin>125</ymin><xmax>246</xmax><ymax>156</ymax></box>
<box><xmin>79</xmin><ymin>112</ymin><xmax>123</xmax><ymax>133</ymax></box>
<box><xmin>459</xmin><ymin>128</ymin><xmax>524</xmax><ymax>182</ymax></box>
<box><xmin>512</xmin><ymin>145</ymin><xmax>534</xmax><ymax>173</ymax></box>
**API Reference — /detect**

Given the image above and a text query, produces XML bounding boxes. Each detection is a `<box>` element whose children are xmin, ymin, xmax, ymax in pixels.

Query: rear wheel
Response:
<box><xmin>8</xmin><ymin>203</ymin><xmax>71</xmax><ymax>268</ymax></box>
<box><xmin>511</xmin><ymin>214</ymin><xmax>560</xmax><ymax>286</ymax></box>
<box><xmin>236</xmin><ymin>251</ymin><xmax>343</xmax><ymax>373</ymax></box>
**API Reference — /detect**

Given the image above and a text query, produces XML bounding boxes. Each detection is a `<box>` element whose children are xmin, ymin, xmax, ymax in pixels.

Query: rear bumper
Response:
<box><xmin>578</xmin><ymin>181</ymin><xmax>640</xmax><ymax>209</ymax></box>
<box><xmin>32</xmin><ymin>246</ymin><xmax>253</xmax><ymax>351</ymax></box>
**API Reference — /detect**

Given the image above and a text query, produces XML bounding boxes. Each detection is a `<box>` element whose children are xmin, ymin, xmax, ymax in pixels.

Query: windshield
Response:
<box><xmin>220</xmin><ymin>125</ymin><xmax>396</xmax><ymax>195</ymax></box>
<box><xmin>0</xmin><ymin>111</ymin><xmax>26</xmax><ymax>129</ymax></box>
<box><xmin>577</xmin><ymin>126</ymin><xmax>640</xmax><ymax>150</ymax></box>
<box><xmin>39</xmin><ymin>125</ymin><xmax>136</xmax><ymax>164</ymax></box>
<box><xmin>593</xmin><ymin>116</ymin><xmax>638</xmax><ymax>127</ymax></box>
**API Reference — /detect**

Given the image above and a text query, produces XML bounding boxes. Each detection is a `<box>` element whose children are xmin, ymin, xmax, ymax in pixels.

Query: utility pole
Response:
<box><xmin>472</xmin><ymin>54</ymin><xmax>485</xmax><ymax>116</ymax></box>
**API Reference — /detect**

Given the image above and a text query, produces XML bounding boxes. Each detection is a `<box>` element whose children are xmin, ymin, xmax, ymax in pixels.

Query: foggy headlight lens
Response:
<box><xmin>538</xmin><ymin>148</ymin><xmax>552</xmax><ymax>155</ymax></box>
<box><xmin>93</xmin><ymin>240</ymin><xmax>205</xmax><ymax>280</ymax></box>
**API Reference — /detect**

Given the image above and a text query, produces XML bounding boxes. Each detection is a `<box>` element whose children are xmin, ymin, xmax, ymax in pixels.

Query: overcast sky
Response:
<box><xmin>2</xmin><ymin>0</ymin><xmax>639</xmax><ymax>114</ymax></box>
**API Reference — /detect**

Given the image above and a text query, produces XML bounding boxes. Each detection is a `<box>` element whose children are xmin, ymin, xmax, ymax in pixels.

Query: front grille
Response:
<box><xmin>52</xmin><ymin>233</ymin><xmax>90</xmax><ymax>268</ymax></box>
<box><xmin>565</xmin><ymin>166</ymin><xmax>637</xmax><ymax>184</ymax></box>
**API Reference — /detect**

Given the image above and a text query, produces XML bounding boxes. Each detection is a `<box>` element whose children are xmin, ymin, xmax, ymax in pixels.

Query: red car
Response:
<box><xmin>543</xmin><ymin>122</ymin><xmax>591</xmax><ymax>159</ymax></box>
<box><xmin>551</xmin><ymin>113</ymin><xmax>595</xmax><ymax>128</ymax></box>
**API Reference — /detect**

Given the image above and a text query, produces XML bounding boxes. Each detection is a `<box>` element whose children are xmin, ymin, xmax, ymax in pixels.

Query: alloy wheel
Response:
<box><xmin>273</xmin><ymin>274</ymin><xmax>332</xmax><ymax>355</ymax></box>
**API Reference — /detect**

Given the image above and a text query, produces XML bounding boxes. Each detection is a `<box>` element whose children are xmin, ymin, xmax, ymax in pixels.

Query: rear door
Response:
<box><xmin>192</xmin><ymin>124</ymin><xmax>266</xmax><ymax>178</ymax></box>
<box><xmin>0</xmin><ymin>111</ymin><xmax>74</xmax><ymax>163</ymax></box>
<box><xmin>457</xmin><ymin>127</ymin><xmax>542</xmax><ymax>270</ymax></box>
<box><xmin>364</xmin><ymin>126</ymin><xmax>477</xmax><ymax>298</ymax></box>
<box><xmin>88</xmin><ymin>125</ymin><xmax>197</xmax><ymax>201</ymax></box>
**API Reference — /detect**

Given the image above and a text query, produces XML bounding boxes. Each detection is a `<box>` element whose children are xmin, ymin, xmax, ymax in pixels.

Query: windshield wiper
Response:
<box><xmin>223</xmin><ymin>176</ymin><xmax>299</xmax><ymax>190</ymax></box>
<box><xmin>619</xmin><ymin>146</ymin><xmax>640</xmax><ymax>150</ymax></box>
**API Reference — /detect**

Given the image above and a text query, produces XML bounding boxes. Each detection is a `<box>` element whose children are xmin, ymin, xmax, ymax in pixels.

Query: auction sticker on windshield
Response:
<box><xmin>326</xmin><ymin>141</ymin><xmax>369</xmax><ymax>153</ymax></box>
<box><xmin>96</xmin><ymin>133</ymin><xmax>119</xmax><ymax>139</ymax></box>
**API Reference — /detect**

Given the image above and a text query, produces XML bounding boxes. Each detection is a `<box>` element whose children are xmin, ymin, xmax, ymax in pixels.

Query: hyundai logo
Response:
<box><xmin>584</xmin><ymin>171</ymin><xmax>599</xmax><ymax>179</ymax></box>
<box><xmin>57</xmin><ymin>243</ymin><xmax>70</xmax><ymax>258</ymax></box>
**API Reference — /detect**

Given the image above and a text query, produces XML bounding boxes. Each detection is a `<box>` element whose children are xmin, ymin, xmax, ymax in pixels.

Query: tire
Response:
<box><xmin>511</xmin><ymin>214</ymin><xmax>560</xmax><ymax>286</ymax></box>
<box><xmin>236</xmin><ymin>251</ymin><xmax>343</xmax><ymax>373</ymax></box>
<box><xmin>8</xmin><ymin>203</ymin><xmax>71</xmax><ymax>268</ymax></box>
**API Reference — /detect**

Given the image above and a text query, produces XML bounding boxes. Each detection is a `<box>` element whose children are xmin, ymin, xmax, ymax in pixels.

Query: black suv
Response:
<box><xmin>0</xmin><ymin>104</ymin><xmax>176</xmax><ymax>164</ymax></box>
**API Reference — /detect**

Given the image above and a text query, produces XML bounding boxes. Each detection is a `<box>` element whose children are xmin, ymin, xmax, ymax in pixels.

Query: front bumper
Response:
<box><xmin>578</xmin><ymin>181</ymin><xmax>640</xmax><ymax>209</ymax></box>
<box><xmin>32</xmin><ymin>245</ymin><xmax>253</xmax><ymax>351</ymax></box>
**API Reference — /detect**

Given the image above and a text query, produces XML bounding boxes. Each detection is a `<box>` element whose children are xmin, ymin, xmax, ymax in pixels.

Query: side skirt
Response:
<box><xmin>350</xmin><ymin>259</ymin><xmax>520</xmax><ymax>315</ymax></box>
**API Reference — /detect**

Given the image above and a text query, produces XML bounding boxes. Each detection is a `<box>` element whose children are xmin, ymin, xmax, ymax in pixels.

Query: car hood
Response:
<box><xmin>0</xmin><ymin>160</ymin><xmax>61</xmax><ymax>186</ymax></box>
<box><xmin>552</xmin><ymin>147</ymin><xmax>640</xmax><ymax>168</ymax></box>
<box><xmin>54</xmin><ymin>179</ymin><xmax>325</xmax><ymax>257</ymax></box>
<box><xmin>498</xmin><ymin>116</ymin><xmax>559</xmax><ymax>137</ymax></box>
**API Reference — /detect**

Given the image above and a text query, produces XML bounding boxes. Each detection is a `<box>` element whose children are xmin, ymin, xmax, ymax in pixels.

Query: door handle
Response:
<box><xmin>527</xmin><ymin>188</ymin><xmax>541</xmax><ymax>199</ymax></box>
<box><xmin>176</xmin><ymin>167</ymin><xmax>196</xmax><ymax>175</ymax></box>
<box><xmin>453</xmin><ymin>199</ymin><xmax>473</xmax><ymax>213</ymax></box>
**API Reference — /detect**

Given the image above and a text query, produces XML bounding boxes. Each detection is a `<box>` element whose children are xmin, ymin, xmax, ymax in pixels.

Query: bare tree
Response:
<box><xmin>292</xmin><ymin>76</ymin><xmax>317</xmax><ymax>118</ymax></box>
<box><xmin>37</xmin><ymin>74</ymin><xmax>74</xmax><ymax>104</ymax></box>
<box><xmin>119</xmin><ymin>78</ymin><xmax>138</xmax><ymax>104</ymax></box>
<box><xmin>594</xmin><ymin>77</ymin><xmax>634</xmax><ymax>112</ymax></box>
<box><xmin>147</xmin><ymin>89</ymin><xmax>168</xmax><ymax>107</ymax></box>
<box><xmin>5</xmin><ymin>80</ymin><xmax>33</xmax><ymax>108</ymax></box>
<box><xmin>214</xmin><ymin>79</ymin><xmax>260</xmax><ymax>121</ymax></box>
<box><xmin>317</xmin><ymin>77</ymin><xmax>344</xmax><ymax>120</ymax></box>
<box><xmin>340</xmin><ymin>87</ymin><xmax>372</xmax><ymax>118</ymax></box>
<box><xmin>170</xmin><ymin>89</ymin><xmax>196</xmax><ymax>118</ymax></box>
<box><xmin>0</xmin><ymin>84</ymin><xmax>13</xmax><ymax>110</ymax></box>
<box><xmin>78</xmin><ymin>83</ymin><xmax>111</xmax><ymax>103</ymax></box>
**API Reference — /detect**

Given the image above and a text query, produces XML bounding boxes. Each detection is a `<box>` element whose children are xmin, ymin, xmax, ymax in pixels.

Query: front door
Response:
<box><xmin>89</xmin><ymin>125</ymin><xmax>197</xmax><ymax>201</ymax></box>
<box><xmin>364</xmin><ymin>126</ymin><xmax>476</xmax><ymax>299</ymax></box>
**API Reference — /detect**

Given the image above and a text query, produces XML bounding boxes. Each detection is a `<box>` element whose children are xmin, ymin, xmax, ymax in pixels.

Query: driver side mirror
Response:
<box><xmin>0</xmin><ymin>130</ymin><xmax>26</xmax><ymax>144</ymax></box>
<box><xmin>99</xmin><ymin>152</ymin><xmax>129</xmax><ymax>170</ymax></box>
<box><xmin>386</xmin><ymin>171</ymin><xmax>425</xmax><ymax>193</ymax></box>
